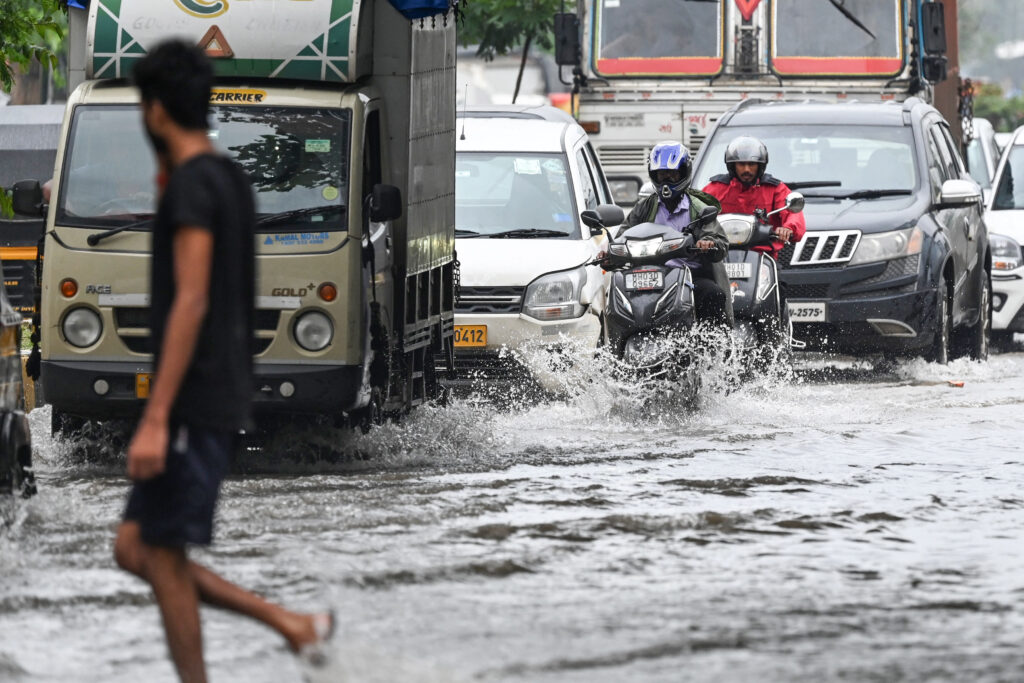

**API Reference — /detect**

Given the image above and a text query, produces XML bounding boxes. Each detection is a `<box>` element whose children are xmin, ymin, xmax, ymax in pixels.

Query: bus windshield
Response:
<box><xmin>57</xmin><ymin>105</ymin><xmax>351</xmax><ymax>231</ymax></box>
<box><xmin>595</xmin><ymin>0</ymin><xmax>723</xmax><ymax>77</ymax></box>
<box><xmin>772</xmin><ymin>0</ymin><xmax>904</xmax><ymax>76</ymax></box>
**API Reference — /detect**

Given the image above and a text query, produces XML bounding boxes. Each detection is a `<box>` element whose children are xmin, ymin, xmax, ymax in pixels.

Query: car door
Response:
<box><xmin>938</xmin><ymin>122</ymin><xmax>984</xmax><ymax>320</ymax></box>
<box><xmin>926</xmin><ymin>119</ymin><xmax>970</xmax><ymax>315</ymax></box>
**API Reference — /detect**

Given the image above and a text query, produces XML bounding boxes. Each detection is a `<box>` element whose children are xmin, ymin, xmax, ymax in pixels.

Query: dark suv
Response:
<box><xmin>692</xmin><ymin>98</ymin><xmax>991</xmax><ymax>361</ymax></box>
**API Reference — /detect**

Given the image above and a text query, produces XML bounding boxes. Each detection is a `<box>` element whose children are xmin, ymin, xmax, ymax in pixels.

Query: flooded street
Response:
<box><xmin>4</xmin><ymin>351</ymin><xmax>1024</xmax><ymax>682</ymax></box>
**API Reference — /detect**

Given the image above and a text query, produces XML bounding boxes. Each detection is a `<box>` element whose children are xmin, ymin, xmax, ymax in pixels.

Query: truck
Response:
<box><xmin>12</xmin><ymin>0</ymin><xmax>457</xmax><ymax>440</ymax></box>
<box><xmin>554</xmin><ymin>0</ymin><xmax>962</xmax><ymax>205</ymax></box>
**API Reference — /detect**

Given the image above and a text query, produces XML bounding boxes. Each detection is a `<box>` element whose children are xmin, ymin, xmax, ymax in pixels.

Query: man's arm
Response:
<box><xmin>127</xmin><ymin>226</ymin><xmax>214</xmax><ymax>481</ymax></box>
<box><xmin>773</xmin><ymin>183</ymin><xmax>806</xmax><ymax>243</ymax></box>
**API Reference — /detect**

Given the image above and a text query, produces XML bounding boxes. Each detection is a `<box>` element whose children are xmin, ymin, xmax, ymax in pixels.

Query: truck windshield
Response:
<box><xmin>772</xmin><ymin>0</ymin><xmax>904</xmax><ymax>76</ymax></box>
<box><xmin>57</xmin><ymin>105</ymin><xmax>350</xmax><ymax>231</ymax></box>
<box><xmin>692</xmin><ymin>125</ymin><xmax>918</xmax><ymax>195</ymax></box>
<box><xmin>992</xmin><ymin>146</ymin><xmax>1024</xmax><ymax>211</ymax></box>
<box><xmin>456</xmin><ymin>153</ymin><xmax>578</xmax><ymax>238</ymax></box>
<box><xmin>595</xmin><ymin>0</ymin><xmax>723</xmax><ymax>76</ymax></box>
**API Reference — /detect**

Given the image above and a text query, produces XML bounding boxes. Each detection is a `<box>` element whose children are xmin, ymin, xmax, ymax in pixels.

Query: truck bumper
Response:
<box><xmin>42</xmin><ymin>360</ymin><xmax>366</xmax><ymax>420</ymax></box>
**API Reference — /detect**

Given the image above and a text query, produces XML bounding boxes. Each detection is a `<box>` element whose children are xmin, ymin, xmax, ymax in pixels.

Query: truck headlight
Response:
<box><xmin>523</xmin><ymin>267</ymin><xmax>586</xmax><ymax>321</ymax></box>
<box><xmin>294</xmin><ymin>311</ymin><xmax>333</xmax><ymax>351</ymax></box>
<box><xmin>849</xmin><ymin>226</ymin><xmax>923</xmax><ymax>266</ymax></box>
<box><xmin>63</xmin><ymin>307</ymin><xmax>103</xmax><ymax>348</ymax></box>
<box><xmin>990</xmin><ymin>234</ymin><xmax>1022</xmax><ymax>271</ymax></box>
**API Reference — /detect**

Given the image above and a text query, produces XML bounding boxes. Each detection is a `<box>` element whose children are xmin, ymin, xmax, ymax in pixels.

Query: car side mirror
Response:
<box><xmin>937</xmin><ymin>178</ymin><xmax>981</xmax><ymax>208</ymax></box>
<box><xmin>12</xmin><ymin>180</ymin><xmax>44</xmax><ymax>218</ymax></box>
<box><xmin>369</xmin><ymin>184</ymin><xmax>402</xmax><ymax>223</ymax></box>
<box><xmin>785</xmin><ymin>191</ymin><xmax>805</xmax><ymax>214</ymax></box>
<box><xmin>580</xmin><ymin>210</ymin><xmax>604</xmax><ymax>233</ymax></box>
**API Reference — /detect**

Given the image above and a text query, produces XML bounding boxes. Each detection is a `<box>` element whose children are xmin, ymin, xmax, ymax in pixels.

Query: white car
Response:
<box><xmin>453</xmin><ymin>105</ymin><xmax>622</xmax><ymax>390</ymax></box>
<box><xmin>965</xmin><ymin>118</ymin><xmax>1002</xmax><ymax>204</ymax></box>
<box><xmin>985</xmin><ymin>126</ymin><xmax>1024</xmax><ymax>346</ymax></box>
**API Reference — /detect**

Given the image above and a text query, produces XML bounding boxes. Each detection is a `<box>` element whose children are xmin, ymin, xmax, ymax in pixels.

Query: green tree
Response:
<box><xmin>459</xmin><ymin>0</ymin><xmax>561</xmax><ymax>102</ymax></box>
<box><xmin>0</xmin><ymin>0</ymin><xmax>66</xmax><ymax>93</ymax></box>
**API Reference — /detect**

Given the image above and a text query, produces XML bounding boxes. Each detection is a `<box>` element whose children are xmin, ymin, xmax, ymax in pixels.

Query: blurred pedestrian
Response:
<box><xmin>111</xmin><ymin>40</ymin><xmax>332</xmax><ymax>682</ymax></box>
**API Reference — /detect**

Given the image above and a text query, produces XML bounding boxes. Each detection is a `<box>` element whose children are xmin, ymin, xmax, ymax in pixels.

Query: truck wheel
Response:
<box><xmin>927</xmin><ymin>282</ymin><xmax>951</xmax><ymax>365</ymax></box>
<box><xmin>953</xmin><ymin>276</ymin><xmax>990</xmax><ymax>361</ymax></box>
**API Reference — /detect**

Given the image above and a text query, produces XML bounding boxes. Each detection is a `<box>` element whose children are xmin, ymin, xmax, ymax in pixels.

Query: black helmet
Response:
<box><xmin>724</xmin><ymin>136</ymin><xmax>768</xmax><ymax>184</ymax></box>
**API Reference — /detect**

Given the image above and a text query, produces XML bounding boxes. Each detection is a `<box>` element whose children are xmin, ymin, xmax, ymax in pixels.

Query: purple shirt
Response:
<box><xmin>655</xmin><ymin>195</ymin><xmax>698</xmax><ymax>269</ymax></box>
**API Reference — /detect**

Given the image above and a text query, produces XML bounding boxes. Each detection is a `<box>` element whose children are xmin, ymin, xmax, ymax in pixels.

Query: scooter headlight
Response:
<box><xmin>720</xmin><ymin>216</ymin><xmax>755</xmax><ymax>245</ymax></box>
<box><xmin>627</xmin><ymin>237</ymin><xmax>663</xmax><ymax>258</ymax></box>
<box><xmin>523</xmin><ymin>267</ymin><xmax>587</xmax><ymax>321</ymax></box>
<box><xmin>294</xmin><ymin>311</ymin><xmax>334</xmax><ymax>351</ymax></box>
<box><xmin>63</xmin><ymin>307</ymin><xmax>103</xmax><ymax>348</ymax></box>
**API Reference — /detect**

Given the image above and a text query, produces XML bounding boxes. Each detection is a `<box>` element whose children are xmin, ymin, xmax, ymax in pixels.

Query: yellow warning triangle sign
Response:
<box><xmin>198</xmin><ymin>25</ymin><xmax>234</xmax><ymax>59</ymax></box>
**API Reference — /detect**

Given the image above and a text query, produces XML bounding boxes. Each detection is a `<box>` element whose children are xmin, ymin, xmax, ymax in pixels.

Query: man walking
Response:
<box><xmin>112</xmin><ymin>40</ymin><xmax>331</xmax><ymax>682</ymax></box>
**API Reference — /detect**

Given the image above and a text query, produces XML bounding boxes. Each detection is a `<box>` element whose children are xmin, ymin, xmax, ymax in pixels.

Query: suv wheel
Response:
<box><xmin>953</xmin><ymin>276</ymin><xmax>990</xmax><ymax>361</ymax></box>
<box><xmin>927</xmin><ymin>282</ymin><xmax>951</xmax><ymax>364</ymax></box>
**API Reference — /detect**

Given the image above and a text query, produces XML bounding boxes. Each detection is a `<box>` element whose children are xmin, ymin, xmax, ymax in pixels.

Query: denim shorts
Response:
<box><xmin>123</xmin><ymin>423</ymin><xmax>234</xmax><ymax>547</ymax></box>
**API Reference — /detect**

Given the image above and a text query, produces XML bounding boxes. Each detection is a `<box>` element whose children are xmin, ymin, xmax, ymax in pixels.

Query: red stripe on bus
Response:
<box><xmin>596</xmin><ymin>57</ymin><xmax>723</xmax><ymax>76</ymax></box>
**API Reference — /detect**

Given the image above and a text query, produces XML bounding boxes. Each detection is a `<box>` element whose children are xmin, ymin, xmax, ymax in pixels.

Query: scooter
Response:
<box><xmin>719</xmin><ymin>191</ymin><xmax>805</xmax><ymax>359</ymax></box>
<box><xmin>583</xmin><ymin>205</ymin><xmax>720</xmax><ymax>391</ymax></box>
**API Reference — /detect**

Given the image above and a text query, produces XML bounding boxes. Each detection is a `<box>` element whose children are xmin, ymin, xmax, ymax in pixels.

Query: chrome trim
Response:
<box><xmin>789</xmin><ymin>230</ymin><xmax>862</xmax><ymax>266</ymax></box>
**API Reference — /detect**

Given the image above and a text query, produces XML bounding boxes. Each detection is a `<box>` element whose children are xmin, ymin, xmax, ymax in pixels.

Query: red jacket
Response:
<box><xmin>702</xmin><ymin>173</ymin><xmax>806</xmax><ymax>258</ymax></box>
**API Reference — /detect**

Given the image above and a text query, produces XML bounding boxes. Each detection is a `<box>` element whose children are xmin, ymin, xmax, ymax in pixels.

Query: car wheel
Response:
<box><xmin>927</xmin><ymin>282</ymin><xmax>951</xmax><ymax>364</ymax></box>
<box><xmin>991</xmin><ymin>330</ymin><xmax>1017</xmax><ymax>352</ymax></box>
<box><xmin>969</xmin><ymin>276</ymin><xmax>991</xmax><ymax>360</ymax></box>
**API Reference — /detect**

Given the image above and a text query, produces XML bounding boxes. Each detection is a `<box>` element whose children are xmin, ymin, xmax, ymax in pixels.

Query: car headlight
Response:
<box><xmin>523</xmin><ymin>267</ymin><xmax>586</xmax><ymax>321</ymax></box>
<box><xmin>294</xmin><ymin>311</ymin><xmax>333</xmax><ymax>351</ymax></box>
<box><xmin>627</xmin><ymin>237</ymin><xmax>663</xmax><ymax>258</ymax></box>
<box><xmin>990</xmin><ymin>234</ymin><xmax>1022</xmax><ymax>271</ymax></box>
<box><xmin>849</xmin><ymin>226</ymin><xmax>923</xmax><ymax>265</ymax></box>
<box><xmin>63</xmin><ymin>307</ymin><xmax>103</xmax><ymax>348</ymax></box>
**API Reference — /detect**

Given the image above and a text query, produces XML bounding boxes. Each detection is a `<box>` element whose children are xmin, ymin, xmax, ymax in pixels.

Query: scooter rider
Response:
<box><xmin>625</xmin><ymin>140</ymin><xmax>733</xmax><ymax>328</ymax></box>
<box><xmin>702</xmin><ymin>136</ymin><xmax>805</xmax><ymax>258</ymax></box>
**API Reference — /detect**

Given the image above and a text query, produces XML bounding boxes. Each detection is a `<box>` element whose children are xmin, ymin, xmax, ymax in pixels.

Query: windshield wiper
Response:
<box><xmin>455</xmin><ymin>229</ymin><xmax>482</xmax><ymax>237</ymax></box>
<box><xmin>87</xmin><ymin>217</ymin><xmax>156</xmax><ymax>246</ymax></box>
<box><xmin>801</xmin><ymin>189</ymin><xmax>912</xmax><ymax>200</ymax></box>
<box><xmin>787</xmin><ymin>181</ymin><xmax>843</xmax><ymax>190</ymax></box>
<box><xmin>829</xmin><ymin>0</ymin><xmax>876</xmax><ymax>40</ymax></box>
<box><xmin>256</xmin><ymin>205</ymin><xmax>344</xmax><ymax>226</ymax></box>
<box><xmin>487</xmin><ymin>229</ymin><xmax>572</xmax><ymax>239</ymax></box>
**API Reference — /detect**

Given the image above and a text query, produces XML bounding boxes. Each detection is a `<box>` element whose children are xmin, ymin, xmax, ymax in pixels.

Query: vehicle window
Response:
<box><xmin>456</xmin><ymin>152</ymin><xmax>578</xmax><ymax>237</ymax></box>
<box><xmin>938</xmin><ymin>125</ymin><xmax>967</xmax><ymax>177</ymax></box>
<box><xmin>992</xmin><ymin>146</ymin><xmax>1024</xmax><ymax>211</ymax></box>
<box><xmin>691</xmin><ymin>124</ymin><xmax>918</xmax><ymax>194</ymax></box>
<box><xmin>595</xmin><ymin>0</ymin><xmax>723</xmax><ymax>74</ymax></box>
<box><xmin>575</xmin><ymin>147</ymin><xmax>599</xmax><ymax>210</ymax></box>
<box><xmin>585</xmin><ymin>143</ymin><xmax>612</xmax><ymax>204</ymax></box>
<box><xmin>924</xmin><ymin>126</ymin><xmax>948</xmax><ymax>194</ymax></box>
<box><xmin>929</xmin><ymin>126</ymin><xmax>957</xmax><ymax>181</ymax></box>
<box><xmin>57</xmin><ymin>104</ymin><xmax>351</xmax><ymax>232</ymax></box>
<box><xmin>966</xmin><ymin>137</ymin><xmax>992</xmax><ymax>189</ymax></box>
<box><xmin>362</xmin><ymin>109</ymin><xmax>383</xmax><ymax>227</ymax></box>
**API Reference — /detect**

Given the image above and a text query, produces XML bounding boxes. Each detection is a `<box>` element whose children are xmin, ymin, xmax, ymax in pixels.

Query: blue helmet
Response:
<box><xmin>648</xmin><ymin>140</ymin><xmax>692</xmax><ymax>202</ymax></box>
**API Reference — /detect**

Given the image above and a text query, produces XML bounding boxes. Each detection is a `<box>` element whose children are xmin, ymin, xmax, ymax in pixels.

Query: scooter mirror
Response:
<box><xmin>785</xmin><ymin>191</ymin><xmax>805</xmax><ymax>214</ymax></box>
<box><xmin>580</xmin><ymin>210</ymin><xmax>604</xmax><ymax>230</ymax></box>
<box><xmin>698</xmin><ymin>205</ymin><xmax>718</xmax><ymax>222</ymax></box>
<box><xmin>595</xmin><ymin>203</ymin><xmax>624</xmax><ymax>228</ymax></box>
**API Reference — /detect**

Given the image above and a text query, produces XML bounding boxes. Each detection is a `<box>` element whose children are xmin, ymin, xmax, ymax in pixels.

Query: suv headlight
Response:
<box><xmin>990</xmin><ymin>234</ymin><xmax>1022</xmax><ymax>271</ymax></box>
<box><xmin>294</xmin><ymin>311</ymin><xmax>333</xmax><ymax>351</ymax></box>
<box><xmin>523</xmin><ymin>267</ymin><xmax>587</xmax><ymax>321</ymax></box>
<box><xmin>63</xmin><ymin>307</ymin><xmax>103</xmax><ymax>348</ymax></box>
<box><xmin>849</xmin><ymin>226</ymin><xmax>923</xmax><ymax>266</ymax></box>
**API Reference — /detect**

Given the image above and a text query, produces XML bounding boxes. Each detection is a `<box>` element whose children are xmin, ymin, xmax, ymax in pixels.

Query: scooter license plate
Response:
<box><xmin>787</xmin><ymin>302</ymin><xmax>827</xmax><ymax>322</ymax></box>
<box><xmin>726</xmin><ymin>262</ymin><xmax>753</xmax><ymax>279</ymax></box>
<box><xmin>625</xmin><ymin>270</ymin><xmax>664</xmax><ymax>291</ymax></box>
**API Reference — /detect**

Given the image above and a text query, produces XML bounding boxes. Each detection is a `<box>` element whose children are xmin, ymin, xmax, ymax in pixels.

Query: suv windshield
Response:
<box><xmin>692</xmin><ymin>124</ymin><xmax>918</xmax><ymax>195</ymax></box>
<box><xmin>595</xmin><ymin>0</ymin><xmax>722</xmax><ymax>74</ymax></box>
<box><xmin>57</xmin><ymin>105</ymin><xmax>350</xmax><ymax>231</ymax></box>
<box><xmin>992</xmin><ymin>146</ymin><xmax>1024</xmax><ymax>210</ymax></box>
<box><xmin>456</xmin><ymin>152</ymin><xmax>578</xmax><ymax>238</ymax></box>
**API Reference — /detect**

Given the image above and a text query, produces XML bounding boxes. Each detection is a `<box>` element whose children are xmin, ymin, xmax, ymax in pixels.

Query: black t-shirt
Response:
<box><xmin>151</xmin><ymin>153</ymin><xmax>255</xmax><ymax>432</ymax></box>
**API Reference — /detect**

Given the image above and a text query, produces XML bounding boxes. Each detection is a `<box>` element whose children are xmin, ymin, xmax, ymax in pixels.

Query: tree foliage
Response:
<box><xmin>0</xmin><ymin>0</ymin><xmax>67</xmax><ymax>93</ymax></box>
<box><xmin>974</xmin><ymin>82</ymin><xmax>1024</xmax><ymax>133</ymax></box>
<box><xmin>458</xmin><ymin>0</ymin><xmax>561</xmax><ymax>60</ymax></box>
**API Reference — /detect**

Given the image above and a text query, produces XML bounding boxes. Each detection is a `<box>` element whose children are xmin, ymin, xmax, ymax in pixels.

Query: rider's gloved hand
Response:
<box><xmin>773</xmin><ymin>227</ymin><xmax>794</xmax><ymax>243</ymax></box>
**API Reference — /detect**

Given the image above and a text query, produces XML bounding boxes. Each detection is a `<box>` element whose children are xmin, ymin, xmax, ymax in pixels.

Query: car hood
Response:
<box><xmin>983</xmin><ymin>209</ymin><xmax>1024</xmax><ymax>242</ymax></box>
<box><xmin>457</xmin><ymin>238</ymin><xmax>594</xmax><ymax>287</ymax></box>
<box><xmin>801</xmin><ymin>194</ymin><xmax>924</xmax><ymax>234</ymax></box>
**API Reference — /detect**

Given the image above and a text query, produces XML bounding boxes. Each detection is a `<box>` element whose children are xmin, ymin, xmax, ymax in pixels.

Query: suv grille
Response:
<box><xmin>781</xmin><ymin>230</ymin><xmax>861</xmax><ymax>267</ymax></box>
<box><xmin>113</xmin><ymin>307</ymin><xmax>279</xmax><ymax>355</ymax></box>
<box><xmin>597</xmin><ymin>146</ymin><xmax>648</xmax><ymax>170</ymax></box>
<box><xmin>456</xmin><ymin>286</ymin><xmax>524</xmax><ymax>314</ymax></box>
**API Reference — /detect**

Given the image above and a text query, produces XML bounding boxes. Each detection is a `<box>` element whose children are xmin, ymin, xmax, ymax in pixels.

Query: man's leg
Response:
<box><xmin>144</xmin><ymin>545</ymin><xmax>206</xmax><ymax>683</ymax></box>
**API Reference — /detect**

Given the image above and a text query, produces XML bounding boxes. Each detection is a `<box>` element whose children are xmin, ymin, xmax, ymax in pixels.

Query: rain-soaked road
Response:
<box><xmin>3</xmin><ymin>348</ymin><xmax>1024</xmax><ymax>682</ymax></box>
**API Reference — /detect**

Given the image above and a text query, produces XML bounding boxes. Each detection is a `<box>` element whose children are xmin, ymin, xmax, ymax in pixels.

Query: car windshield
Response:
<box><xmin>456</xmin><ymin>152</ymin><xmax>578</xmax><ymax>238</ymax></box>
<box><xmin>57</xmin><ymin>105</ymin><xmax>350</xmax><ymax>231</ymax></box>
<box><xmin>595</xmin><ymin>0</ymin><xmax>723</xmax><ymax>74</ymax></box>
<box><xmin>772</xmin><ymin>0</ymin><xmax>904</xmax><ymax>76</ymax></box>
<box><xmin>692</xmin><ymin>124</ymin><xmax>918</xmax><ymax>195</ymax></box>
<box><xmin>992</xmin><ymin>146</ymin><xmax>1024</xmax><ymax>211</ymax></box>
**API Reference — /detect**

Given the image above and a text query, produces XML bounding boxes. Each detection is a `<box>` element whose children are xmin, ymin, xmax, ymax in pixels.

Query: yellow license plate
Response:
<box><xmin>135</xmin><ymin>373</ymin><xmax>152</xmax><ymax>399</ymax></box>
<box><xmin>454</xmin><ymin>325</ymin><xmax>487</xmax><ymax>347</ymax></box>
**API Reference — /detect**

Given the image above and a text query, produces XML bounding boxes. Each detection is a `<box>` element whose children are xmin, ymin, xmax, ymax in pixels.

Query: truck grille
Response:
<box><xmin>781</xmin><ymin>230</ymin><xmax>861</xmax><ymax>267</ymax></box>
<box><xmin>113</xmin><ymin>307</ymin><xmax>280</xmax><ymax>355</ymax></box>
<box><xmin>597</xmin><ymin>146</ymin><xmax>648</xmax><ymax>170</ymax></box>
<box><xmin>456</xmin><ymin>286</ymin><xmax>524</xmax><ymax>314</ymax></box>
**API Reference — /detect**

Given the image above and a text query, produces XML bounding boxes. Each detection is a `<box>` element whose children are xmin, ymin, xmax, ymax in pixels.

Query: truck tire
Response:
<box><xmin>926</xmin><ymin>281</ymin><xmax>951</xmax><ymax>365</ymax></box>
<box><xmin>953</xmin><ymin>276</ymin><xmax>990</xmax><ymax>361</ymax></box>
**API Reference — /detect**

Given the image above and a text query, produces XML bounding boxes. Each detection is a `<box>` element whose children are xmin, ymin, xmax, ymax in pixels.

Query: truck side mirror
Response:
<box><xmin>12</xmin><ymin>180</ymin><xmax>44</xmax><ymax>218</ymax></box>
<box><xmin>554</xmin><ymin>13</ymin><xmax>580</xmax><ymax>67</ymax></box>
<box><xmin>369</xmin><ymin>184</ymin><xmax>402</xmax><ymax>223</ymax></box>
<box><xmin>921</xmin><ymin>3</ymin><xmax>947</xmax><ymax>55</ymax></box>
<box><xmin>922</xmin><ymin>55</ymin><xmax>948</xmax><ymax>84</ymax></box>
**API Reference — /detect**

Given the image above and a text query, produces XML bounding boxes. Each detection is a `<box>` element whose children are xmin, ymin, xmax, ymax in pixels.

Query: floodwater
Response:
<box><xmin>3</xmin><ymin>345</ymin><xmax>1024</xmax><ymax>682</ymax></box>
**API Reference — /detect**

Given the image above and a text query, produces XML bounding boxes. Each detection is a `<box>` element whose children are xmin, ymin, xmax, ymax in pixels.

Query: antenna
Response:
<box><xmin>459</xmin><ymin>83</ymin><xmax>468</xmax><ymax>140</ymax></box>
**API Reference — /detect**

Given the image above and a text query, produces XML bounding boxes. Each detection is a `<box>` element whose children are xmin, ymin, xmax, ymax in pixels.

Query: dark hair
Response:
<box><xmin>132</xmin><ymin>39</ymin><xmax>213</xmax><ymax>130</ymax></box>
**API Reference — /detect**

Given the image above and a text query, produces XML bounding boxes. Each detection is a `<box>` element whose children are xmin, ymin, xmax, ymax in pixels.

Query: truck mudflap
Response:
<box><xmin>41</xmin><ymin>359</ymin><xmax>366</xmax><ymax>419</ymax></box>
